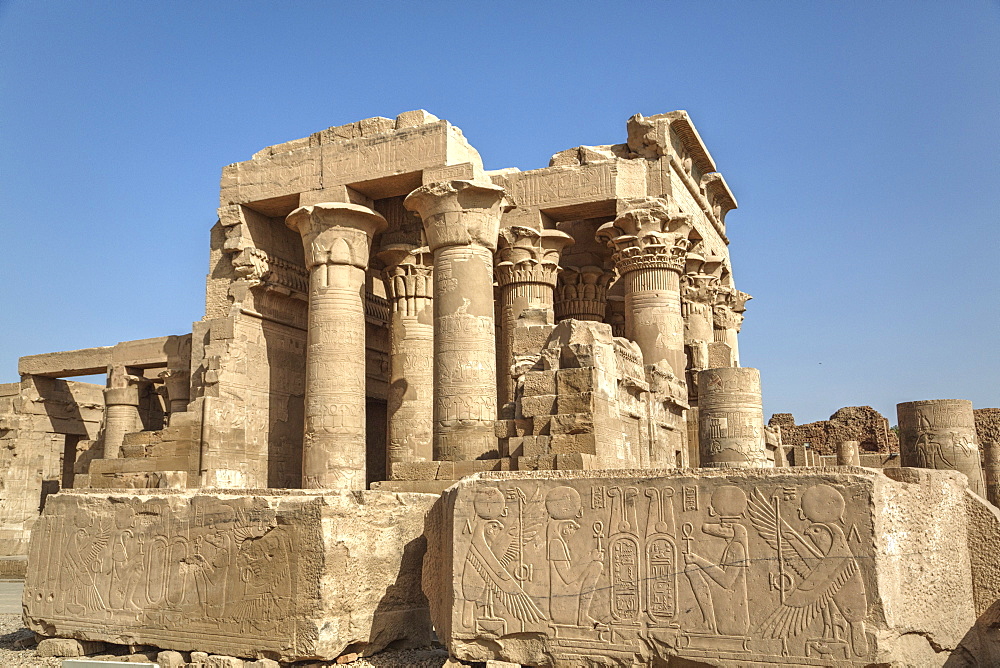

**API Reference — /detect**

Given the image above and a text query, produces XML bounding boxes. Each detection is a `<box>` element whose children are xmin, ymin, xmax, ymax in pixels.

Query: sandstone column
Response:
<box><xmin>102</xmin><ymin>366</ymin><xmax>141</xmax><ymax>459</ymax></box>
<box><xmin>404</xmin><ymin>180</ymin><xmax>506</xmax><ymax>461</ymax></box>
<box><xmin>378</xmin><ymin>244</ymin><xmax>434</xmax><ymax>474</ymax></box>
<box><xmin>713</xmin><ymin>286</ymin><xmax>751</xmax><ymax>367</ymax></box>
<box><xmin>836</xmin><ymin>440</ymin><xmax>862</xmax><ymax>466</ymax></box>
<box><xmin>897</xmin><ymin>399</ymin><xmax>986</xmax><ymax>496</ymax></box>
<box><xmin>554</xmin><ymin>265</ymin><xmax>615</xmax><ymax>323</ymax></box>
<box><xmin>494</xmin><ymin>226</ymin><xmax>573</xmax><ymax>403</ymax></box>
<box><xmin>697</xmin><ymin>367</ymin><xmax>771</xmax><ymax>468</ymax></box>
<box><xmin>286</xmin><ymin>202</ymin><xmax>387</xmax><ymax>490</ymax></box>
<box><xmin>682</xmin><ymin>253</ymin><xmax>722</xmax><ymax>373</ymax></box>
<box><xmin>597</xmin><ymin>198</ymin><xmax>691</xmax><ymax>377</ymax></box>
<box><xmin>983</xmin><ymin>441</ymin><xmax>1000</xmax><ymax>507</ymax></box>
<box><xmin>157</xmin><ymin>368</ymin><xmax>190</xmax><ymax>425</ymax></box>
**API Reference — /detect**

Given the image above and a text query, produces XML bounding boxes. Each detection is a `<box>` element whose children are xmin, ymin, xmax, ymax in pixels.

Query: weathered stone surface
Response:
<box><xmin>697</xmin><ymin>367</ymin><xmax>770</xmax><ymax>468</ymax></box>
<box><xmin>769</xmin><ymin>406</ymin><xmax>898</xmax><ymax>456</ymax></box>
<box><xmin>24</xmin><ymin>489</ymin><xmax>437</xmax><ymax>662</ymax></box>
<box><xmin>36</xmin><ymin>637</ymin><xmax>106</xmax><ymax>657</ymax></box>
<box><xmin>156</xmin><ymin>649</ymin><xmax>186</xmax><ymax>667</ymax></box>
<box><xmin>898</xmin><ymin>399</ymin><xmax>986</xmax><ymax>496</ymax></box>
<box><xmin>425</xmin><ymin>467</ymin><xmax>994</xmax><ymax>666</ymax></box>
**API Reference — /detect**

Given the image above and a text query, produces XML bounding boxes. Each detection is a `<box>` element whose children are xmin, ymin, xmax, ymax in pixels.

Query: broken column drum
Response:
<box><xmin>697</xmin><ymin>367</ymin><xmax>771</xmax><ymax>467</ymax></box>
<box><xmin>102</xmin><ymin>366</ymin><xmax>141</xmax><ymax>459</ymax></box>
<box><xmin>598</xmin><ymin>198</ymin><xmax>692</xmax><ymax>378</ymax></box>
<box><xmin>404</xmin><ymin>180</ymin><xmax>506</xmax><ymax>461</ymax></box>
<box><xmin>494</xmin><ymin>226</ymin><xmax>573</xmax><ymax>403</ymax></box>
<box><xmin>836</xmin><ymin>440</ymin><xmax>862</xmax><ymax>466</ymax></box>
<box><xmin>286</xmin><ymin>202</ymin><xmax>387</xmax><ymax>490</ymax></box>
<box><xmin>379</xmin><ymin>245</ymin><xmax>435</xmax><ymax>472</ymax></box>
<box><xmin>897</xmin><ymin>399</ymin><xmax>986</xmax><ymax>496</ymax></box>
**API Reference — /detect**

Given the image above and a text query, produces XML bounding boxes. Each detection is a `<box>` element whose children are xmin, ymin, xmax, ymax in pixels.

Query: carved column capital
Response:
<box><xmin>378</xmin><ymin>244</ymin><xmax>434</xmax><ymax>306</ymax></box>
<box><xmin>713</xmin><ymin>287</ymin><xmax>752</xmax><ymax>332</ymax></box>
<box><xmin>286</xmin><ymin>202</ymin><xmax>387</xmax><ymax>270</ymax></box>
<box><xmin>495</xmin><ymin>226</ymin><xmax>574</xmax><ymax>288</ymax></box>
<box><xmin>403</xmin><ymin>180</ymin><xmax>506</xmax><ymax>252</ymax></box>
<box><xmin>596</xmin><ymin>198</ymin><xmax>692</xmax><ymax>274</ymax></box>
<box><xmin>104</xmin><ymin>366</ymin><xmax>141</xmax><ymax>406</ymax></box>
<box><xmin>554</xmin><ymin>265</ymin><xmax>616</xmax><ymax>322</ymax></box>
<box><xmin>682</xmin><ymin>252</ymin><xmax>724</xmax><ymax>306</ymax></box>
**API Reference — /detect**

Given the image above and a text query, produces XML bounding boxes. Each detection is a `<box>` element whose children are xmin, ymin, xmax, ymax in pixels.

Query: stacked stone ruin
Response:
<box><xmin>5</xmin><ymin>111</ymin><xmax>1000</xmax><ymax>666</ymax></box>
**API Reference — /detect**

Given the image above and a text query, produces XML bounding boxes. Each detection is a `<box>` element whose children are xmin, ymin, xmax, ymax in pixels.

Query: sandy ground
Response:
<box><xmin>0</xmin><ymin>613</ymin><xmax>453</xmax><ymax>667</ymax></box>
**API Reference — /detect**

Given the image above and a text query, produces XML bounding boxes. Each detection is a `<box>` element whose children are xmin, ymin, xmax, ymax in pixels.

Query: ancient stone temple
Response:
<box><xmin>8</xmin><ymin>111</ymin><xmax>1000</xmax><ymax>666</ymax></box>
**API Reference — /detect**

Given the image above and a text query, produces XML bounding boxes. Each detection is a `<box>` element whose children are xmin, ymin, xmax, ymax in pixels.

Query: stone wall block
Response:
<box><xmin>24</xmin><ymin>490</ymin><xmax>437</xmax><ymax>662</ymax></box>
<box><xmin>549</xmin><ymin>432</ymin><xmax>598</xmax><ymax>455</ymax></box>
<box><xmin>519</xmin><ymin>394</ymin><xmax>557</xmax><ymax>418</ymax></box>
<box><xmin>520</xmin><ymin>370</ymin><xmax>557</xmax><ymax>397</ymax></box>
<box><xmin>549</xmin><ymin>412</ymin><xmax>595</xmax><ymax>435</ymax></box>
<box><xmin>426</xmin><ymin>468</ymin><xmax>990</xmax><ymax>666</ymax></box>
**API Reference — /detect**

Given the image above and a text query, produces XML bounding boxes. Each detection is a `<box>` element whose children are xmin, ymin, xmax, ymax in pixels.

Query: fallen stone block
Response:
<box><xmin>24</xmin><ymin>489</ymin><xmax>437</xmax><ymax>662</ymax></box>
<box><xmin>36</xmin><ymin>637</ymin><xmax>106</xmax><ymax>657</ymax></box>
<box><xmin>425</xmin><ymin>467</ymin><xmax>998</xmax><ymax>666</ymax></box>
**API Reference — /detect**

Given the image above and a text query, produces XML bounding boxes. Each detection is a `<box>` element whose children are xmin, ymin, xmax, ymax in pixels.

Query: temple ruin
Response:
<box><xmin>5</xmin><ymin>110</ymin><xmax>1000</xmax><ymax>666</ymax></box>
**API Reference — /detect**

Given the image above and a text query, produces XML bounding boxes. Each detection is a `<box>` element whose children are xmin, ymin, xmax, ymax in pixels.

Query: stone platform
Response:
<box><xmin>23</xmin><ymin>489</ymin><xmax>437</xmax><ymax>662</ymax></box>
<box><xmin>423</xmin><ymin>467</ymin><xmax>1000</xmax><ymax>666</ymax></box>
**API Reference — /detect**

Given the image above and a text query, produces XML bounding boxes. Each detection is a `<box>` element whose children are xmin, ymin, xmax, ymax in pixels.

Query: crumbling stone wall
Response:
<box><xmin>769</xmin><ymin>406</ymin><xmax>897</xmax><ymax>455</ymax></box>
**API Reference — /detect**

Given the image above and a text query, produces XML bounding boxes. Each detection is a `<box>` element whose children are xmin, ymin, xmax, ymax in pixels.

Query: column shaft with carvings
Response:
<box><xmin>597</xmin><ymin>198</ymin><xmax>691</xmax><ymax>377</ymax></box>
<box><xmin>286</xmin><ymin>202</ymin><xmax>387</xmax><ymax>490</ymax></box>
<box><xmin>697</xmin><ymin>367</ymin><xmax>771</xmax><ymax>468</ymax></box>
<box><xmin>405</xmin><ymin>180</ymin><xmax>506</xmax><ymax>461</ymax></box>
<box><xmin>495</xmin><ymin>227</ymin><xmax>573</xmax><ymax>403</ymax></box>
<box><xmin>897</xmin><ymin>399</ymin><xmax>986</xmax><ymax>496</ymax></box>
<box><xmin>102</xmin><ymin>365</ymin><xmax>141</xmax><ymax>459</ymax></box>
<box><xmin>713</xmin><ymin>286</ymin><xmax>751</xmax><ymax>367</ymax></box>
<box><xmin>378</xmin><ymin>245</ymin><xmax>434</xmax><ymax>474</ymax></box>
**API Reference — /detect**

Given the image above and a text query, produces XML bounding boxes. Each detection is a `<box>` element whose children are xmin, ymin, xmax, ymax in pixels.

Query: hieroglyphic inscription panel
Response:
<box><xmin>24</xmin><ymin>492</ymin><xmax>322</xmax><ymax>660</ymax></box>
<box><xmin>445</xmin><ymin>471</ymin><xmax>880</xmax><ymax>666</ymax></box>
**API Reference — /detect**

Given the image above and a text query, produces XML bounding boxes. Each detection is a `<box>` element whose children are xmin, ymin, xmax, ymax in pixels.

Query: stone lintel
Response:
<box><xmin>492</xmin><ymin>159</ymin><xmax>647</xmax><ymax>223</ymax></box>
<box><xmin>18</xmin><ymin>335</ymin><xmax>191</xmax><ymax>378</ymax></box>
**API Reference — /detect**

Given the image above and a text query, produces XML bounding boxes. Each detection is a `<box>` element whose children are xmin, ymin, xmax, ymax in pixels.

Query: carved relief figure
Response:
<box><xmin>748</xmin><ymin>484</ymin><xmax>868</xmax><ymax>659</ymax></box>
<box><xmin>682</xmin><ymin>485</ymin><xmax>750</xmax><ymax>637</ymax></box>
<box><xmin>544</xmin><ymin>486</ymin><xmax>603</xmax><ymax>627</ymax></box>
<box><xmin>461</xmin><ymin>486</ymin><xmax>545</xmax><ymax>634</ymax></box>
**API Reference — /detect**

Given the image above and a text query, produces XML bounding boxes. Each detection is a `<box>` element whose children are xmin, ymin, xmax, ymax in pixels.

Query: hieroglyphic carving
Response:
<box><xmin>898</xmin><ymin>399</ymin><xmax>986</xmax><ymax>496</ymax></box>
<box><xmin>286</xmin><ymin>202</ymin><xmax>387</xmax><ymax>489</ymax></box>
<box><xmin>748</xmin><ymin>484</ymin><xmax>869</xmax><ymax>660</ymax></box>
<box><xmin>25</xmin><ymin>494</ymin><xmax>309</xmax><ymax>657</ymax></box>
<box><xmin>697</xmin><ymin>367</ymin><xmax>771</xmax><ymax>468</ymax></box>
<box><xmin>448</xmin><ymin>474</ymin><xmax>877</xmax><ymax>665</ymax></box>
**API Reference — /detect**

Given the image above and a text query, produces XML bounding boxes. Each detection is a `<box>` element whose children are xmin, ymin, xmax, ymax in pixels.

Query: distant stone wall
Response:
<box><xmin>976</xmin><ymin>408</ymin><xmax>1000</xmax><ymax>445</ymax></box>
<box><xmin>768</xmin><ymin>406</ymin><xmax>897</xmax><ymax>455</ymax></box>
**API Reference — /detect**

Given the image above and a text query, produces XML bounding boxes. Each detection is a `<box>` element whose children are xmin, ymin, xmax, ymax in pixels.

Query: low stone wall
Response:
<box><xmin>23</xmin><ymin>489</ymin><xmax>437</xmax><ymax>662</ymax></box>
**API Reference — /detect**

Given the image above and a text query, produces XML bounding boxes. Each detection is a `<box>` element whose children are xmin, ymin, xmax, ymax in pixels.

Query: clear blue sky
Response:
<box><xmin>1</xmin><ymin>1</ymin><xmax>997</xmax><ymax>425</ymax></box>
